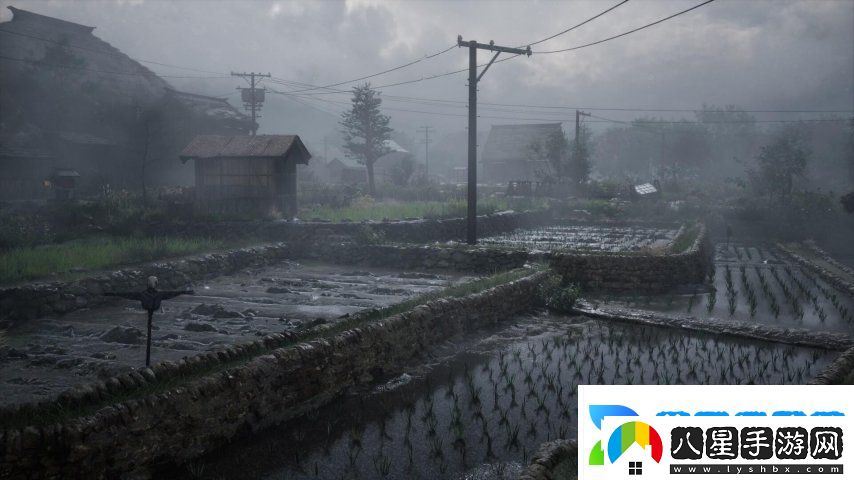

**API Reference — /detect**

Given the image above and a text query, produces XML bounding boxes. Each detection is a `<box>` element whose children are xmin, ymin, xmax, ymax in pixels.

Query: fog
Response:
<box><xmin>2</xmin><ymin>0</ymin><xmax>851</xmax><ymax>139</ymax></box>
<box><xmin>3</xmin><ymin>3</ymin><xmax>854</xmax><ymax>478</ymax></box>
<box><xmin>0</xmin><ymin>0</ymin><xmax>852</xmax><ymax>193</ymax></box>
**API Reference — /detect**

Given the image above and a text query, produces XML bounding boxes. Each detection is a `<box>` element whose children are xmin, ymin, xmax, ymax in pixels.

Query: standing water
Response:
<box><xmin>172</xmin><ymin>311</ymin><xmax>836</xmax><ymax>480</ymax></box>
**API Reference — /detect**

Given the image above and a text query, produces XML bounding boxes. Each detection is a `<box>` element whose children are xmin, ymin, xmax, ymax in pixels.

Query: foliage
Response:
<box><xmin>387</xmin><ymin>155</ymin><xmax>416</xmax><ymax>186</ymax></box>
<box><xmin>747</xmin><ymin>125</ymin><xmax>809</xmax><ymax>203</ymax></box>
<box><xmin>569</xmin><ymin>123</ymin><xmax>594</xmax><ymax>184</ymax></box>
<box><xmin>340</xmin><ymin>83</ymin><xmax>393</xmax><ymax>196</ymax></box>
<box><xmin>536</xmin><ymin>274</ymin><xmax>580</xmax><ymax>312</ymax></box>
<box><xmin>669</xmin><ymin>223</ymin><xmax>702</xmax><ymax>253</ymax></box>
<box><xmin>0</xmin><ymin>236</ymin><xmax>231</xmax><ymax>284</ymax></box>
<box><xmin>529</xmin><ymin>129</ymin><xmax>570</xmax><ymax>179</ymax></box>
<box><xmin>352</xmin><ymin>225</ymin><xmax>387</xmax><ymax>245</ymax></box>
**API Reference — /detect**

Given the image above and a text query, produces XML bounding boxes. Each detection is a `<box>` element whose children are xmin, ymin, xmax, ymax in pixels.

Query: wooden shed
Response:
<box><xmin>179</xmin><ymin>134</ymin><xmax>311</xmax><ymax>217</ymax></box>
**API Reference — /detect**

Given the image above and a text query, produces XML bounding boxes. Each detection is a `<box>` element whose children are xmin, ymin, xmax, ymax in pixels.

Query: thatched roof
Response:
<box><xmin>165</xmin><ymin>89</ymin><xmax>250</xmax><ymax>126</ymax></box>
<box><xmin>179</xmin><ymin>135</ymin><xmax>311</xmax><ymax>163</ymax></box>
<box><xmin>481</xmin><ymin>123</ymin><xmax>563</xmax><ymax>164</ymax></box>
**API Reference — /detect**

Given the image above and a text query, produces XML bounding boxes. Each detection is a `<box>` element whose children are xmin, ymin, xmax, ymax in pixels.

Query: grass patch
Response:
<box><xmin>669</xmin><ymin>223</ymin><xmax>702</xmax><ymax>254</ymax></box>
<box><xmin>0</xmin><ymin>236</ymin><xmax>235</xmax><ymax>285</ymax></box>
<box><xmin>299</xmin><ymin>198</ymin><xmax>547</xmax><ymax>223</ymax></box>
<box><xmin>0</xmin><ymin>266</ymin><xmax>543</xmax><ymax>428</ymax></box>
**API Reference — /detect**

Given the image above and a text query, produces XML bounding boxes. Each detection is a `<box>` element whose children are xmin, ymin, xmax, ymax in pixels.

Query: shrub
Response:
<box><xmin>537</xmin><ymin>274</ymin><xmax>581</xmax><ymax>312</ymax></box>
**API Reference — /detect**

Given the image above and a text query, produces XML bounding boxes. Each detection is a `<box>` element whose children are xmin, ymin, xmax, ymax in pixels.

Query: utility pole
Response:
<box><xmin>417</xmin><ymin>126</ymin><xmax>434</xmax><ymax>178</ymax></box>
<box><xmin>458</xmin><ymin>36</ymin><xmax>531</xmax><ymax>245</ymax></box>
<box><xmin>575</xmin><ymin>109</ymin><xmax>591</xmax><ymax>165</ymax></box>
<box><xmin>231</xmin><ymin>71</ymin><xmax>271</xmax><ymax>135</ymax></box>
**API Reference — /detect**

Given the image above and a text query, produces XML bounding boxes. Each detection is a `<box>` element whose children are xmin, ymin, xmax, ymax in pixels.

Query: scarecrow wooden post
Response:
<box><xmin>105</xmin><ymin>276</ymin><xmax>194</xmax><ymax>367</ymax></box>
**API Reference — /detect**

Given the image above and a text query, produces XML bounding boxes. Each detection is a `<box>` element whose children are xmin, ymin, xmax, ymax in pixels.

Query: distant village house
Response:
<box><xmin>0</xmin><ymin>6</ymin><xmax>253</xmax><ymax>200</ymax></box>
<box><xmin>481</xmin><ymin>123</ymin><xmax>563</xmax><ymax>184</ymax></box>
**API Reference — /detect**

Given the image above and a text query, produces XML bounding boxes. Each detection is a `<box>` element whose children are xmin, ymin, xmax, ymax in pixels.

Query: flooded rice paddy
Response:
<box><xmin>599</xmin><ymin>244</ymin><xmax>854</xmax><ymax>334</ymax></box>
<box><xmin>179</xmin><ymin>311</ymin><xmax>836</xmax><ymax>480</ymax></box>
<box><xmin>477</xmin><ymin>225</ymin><xmax>678</xmax><ymax>253</ymax></box>
<box><xmin>0</xmin><ymin>262</ymin><xmax>471</xmax><ymax>407</ymax></box>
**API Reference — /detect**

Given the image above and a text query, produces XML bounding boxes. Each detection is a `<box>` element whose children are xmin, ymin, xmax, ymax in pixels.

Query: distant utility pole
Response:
<box><xmin>458</xmin><ymin>36</ymin><xmax>531</xmax><ymax>245</ymax></box>
<box><xmin>231</xmin><ymin>71</ymin><xmax>271</xmax><ymax>135</ymax></box>
<box><xmin>417</xmin><ymin>125</ymin><xmax>434</xmax><ymax>178</ymax></box>
<box><xmin>575</xmin><ymin>109</ymin><xmax>591</xmax><ymax>159</ymax></box>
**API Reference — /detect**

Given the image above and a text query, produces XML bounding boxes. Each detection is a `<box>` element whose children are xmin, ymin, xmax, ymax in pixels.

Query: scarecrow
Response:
<box><xmin>105</xmin><ymin>276</ymin><xmax>194</xmax><ymax>366</ymax></box>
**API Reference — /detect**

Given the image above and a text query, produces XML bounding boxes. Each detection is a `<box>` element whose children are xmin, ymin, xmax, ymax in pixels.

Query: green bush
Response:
<box><xmin>537</xmin><ymin>274</ymin><xmax>581</xmax><ymax>312</ymax></box>
<box><xmin>352</xmin><ymin>225</ymin><xmax>387</xmax><ymax>245</ymax></box>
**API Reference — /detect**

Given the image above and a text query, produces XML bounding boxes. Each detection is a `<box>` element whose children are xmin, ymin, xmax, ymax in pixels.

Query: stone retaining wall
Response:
<box><xmin>573</xmin><ymin>301</ymin><xmax>853</xmax><ymax>351</ymax></box>
<box><xmin>0</xmin><ymin>271</ymin><xmax>548</xmax><ymax>479</ymax></box>
<box><xmin>0</xmin><ymin>244</ymin><xmax>293</xmax><ymax>328</ymax></box>
<box><xmin>550</xmin><ymin>224</ymin><xmax>712</xmax><ymax>293</ymax></box>
<box><xmin>777</xmin><ymin>242</ymin><xmax>854</xmax><ymax>297</ymax></box>
<box><xmin>811</xmin><ymin>346</ymin><xmax>854</xmax><ymax>385</ymax></box>
<box><xmin>295</xmin><ymin>242</ymin><xmax>533</xmax><ymax>273</ymax></box>
<box><xmin>2</xmin><ymin>222</ymin><xmax>711</xmax><ymax>326</ymax></box>
<box><xmin>519</xmin><ymin>439</ymin><xmax>578</xmax><ymax>480</ymax></box>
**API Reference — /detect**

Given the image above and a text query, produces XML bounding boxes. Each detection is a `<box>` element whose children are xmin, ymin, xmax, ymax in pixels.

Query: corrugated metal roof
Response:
<box><xmin>481</xmin><ymin>123</ymin><xmax>563</xmax><ymax>163</ymax></box>
<box><xmin>634</xmin><ymin>183</ymin><xmax>658</xmax><ymax>195</ymax></box>
<box><xmin>179</xmin><ymin>134</ymin><xmax>311</xmax><ymax>162</ymax></box>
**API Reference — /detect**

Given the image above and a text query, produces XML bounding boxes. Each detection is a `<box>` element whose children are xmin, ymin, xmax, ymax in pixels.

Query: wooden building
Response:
<box><xmin>481</xmin><ymin>123</ymin><xmax>564</xmax><ymax>184</ymax></box>
<box><xmin>179</xmin><ymin>135</ymin><xmax>311</xmax><ymax>217</ymax></box>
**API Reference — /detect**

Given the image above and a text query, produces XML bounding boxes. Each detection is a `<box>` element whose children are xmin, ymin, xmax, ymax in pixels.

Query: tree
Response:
<box><xmin>569</xmin><ymin>124</ymin><xmax>593</xmax><ymax>184</ymax></box>
<box><xmin>529</xmin><ymin>129</ymin><xmax>569</xmax><ymax>179</ymax></box>
<box><xmin>748</xmin><ymin>125</ymin><xmax>809</xmax><ymax>204</ymax></box>
<box><xmin>340</xmin><ymin>83</ymin><xmax>392</xmax><ymax>196</ymax></box>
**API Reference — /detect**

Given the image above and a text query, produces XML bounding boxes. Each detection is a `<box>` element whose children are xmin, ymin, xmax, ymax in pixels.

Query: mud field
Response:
<box><xmin>172</xmin><ymin>311</ymin><xmax>835</xmax><ymax>480</ymax></box>
<box><xmin>0</xmin><ymin>261</ymin><xmax>472</xmax><ymax>407</ymax></box>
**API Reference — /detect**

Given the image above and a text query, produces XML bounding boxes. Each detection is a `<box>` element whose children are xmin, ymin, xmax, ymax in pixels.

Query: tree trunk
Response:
<box><xmin>366</xmin><ymin>160</ymin><xmax>376</xmax><ymax>197</ymax></box>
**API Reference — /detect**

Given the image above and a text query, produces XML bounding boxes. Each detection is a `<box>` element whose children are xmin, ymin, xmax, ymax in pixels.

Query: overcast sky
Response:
<box><xmin>2</xmin><ymin>0</ymin><xmax>852</xmax><ymax>142</ymax></box>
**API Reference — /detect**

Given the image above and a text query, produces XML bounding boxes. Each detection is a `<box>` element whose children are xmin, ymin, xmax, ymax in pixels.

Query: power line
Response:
<box><xmin>273</xmin><ymin>1</ymin><xmax>631</xmax><ymax>95</ymax></box>
<box><xmin>534</xmin><ymin>0</ymin><xmax>717</xmax><ymax>54</ymax></box>
<box><xmin>281</xmin><ymin>94</ymin><xmax>852</xmax><ymax>124</ymax></box>
<box><xmin>279</xmin><ymin>43</ymin><xmax>457</xmax><ymax>94</ymax></box>
<box><xmin>526</xmin><ymin>0</ymin><xmax>630</xmax><ymax>47</ymax></box>
<box><xmin>294</xmin><ymin>90</ymin><xmax>853</xmax><ymax>115</ymax></box>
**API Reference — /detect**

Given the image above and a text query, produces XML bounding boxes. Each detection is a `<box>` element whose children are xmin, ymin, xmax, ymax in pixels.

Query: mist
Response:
<box><xmin>1</xmin><ymin>2</ymin><xmax>854</xmax><ymax>479</ymax></box>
